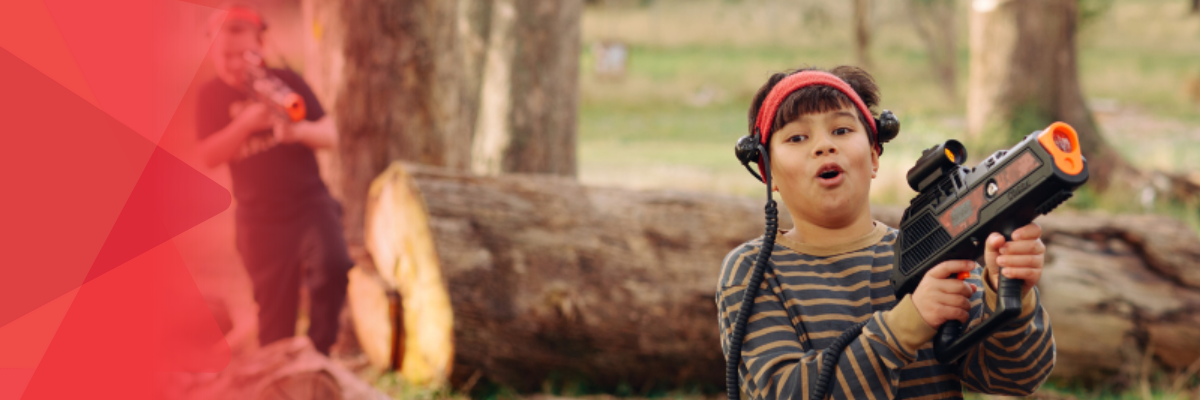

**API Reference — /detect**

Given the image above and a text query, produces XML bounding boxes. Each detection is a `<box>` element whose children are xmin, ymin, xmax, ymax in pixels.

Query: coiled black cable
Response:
<box><xmin>726</xmin><ymin>145</ymin><xmax>780</xmax><ymax>400</ymax></box>
<box><xmin>808</xmin><ymin>321</ymin><xmax>868</xmax><ymax>400</ymax></box>
<box><xmin>726</xmin><ymin>143</ymin><xmax>870</xmax><ymax>400</ymax></box>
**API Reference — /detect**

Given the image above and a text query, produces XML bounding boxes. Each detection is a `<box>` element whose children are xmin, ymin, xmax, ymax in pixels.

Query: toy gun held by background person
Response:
<box><xmin>891</xmin><ymin>121</ymin><xmax>1088</xmax><ymax>364</ymax></box>
<box><xmin>242</xmin><ymin>51</ymin><xmax>305</xmax><ymax>122</ymax></box>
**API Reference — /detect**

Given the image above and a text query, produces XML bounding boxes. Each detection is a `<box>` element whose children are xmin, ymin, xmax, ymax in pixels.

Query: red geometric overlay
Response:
<box><xmin>0</xmin><ymin>0</ymin><xmax>238</xmax><ymax>397</ymax></box>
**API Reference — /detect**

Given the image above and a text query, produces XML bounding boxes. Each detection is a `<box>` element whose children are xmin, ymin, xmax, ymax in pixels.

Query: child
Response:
<box><xmin>717</xmin><ymin>66</ymin><xmax>1054</xmax><ymax>399</ymax></box>
<box><xmin>195</xmin><ymin>3</ymin><xmax>352</xmax><ymax>356</ymax></box>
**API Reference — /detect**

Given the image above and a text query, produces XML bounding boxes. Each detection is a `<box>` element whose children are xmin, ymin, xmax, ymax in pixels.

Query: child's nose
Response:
<box><xmin>812</xmin><ymin>140</ymin><xmax>838</xmax><ymax>157</ymax></box>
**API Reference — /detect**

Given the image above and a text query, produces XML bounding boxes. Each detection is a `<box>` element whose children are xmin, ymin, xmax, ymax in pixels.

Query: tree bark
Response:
<box><xmin>908</xmin><ymin>0</ymin><xmax>958</xmax><ymax>102</ymax></box>
<box><xmin>302</xmin><ymin>0</ymin><xmax>578</xmax><ymax>253</ymax></box>
<box><xmin>358</xmin><ymin>163</ymin><xmax>781</xmax><ymax>392</ymax></box>
<box><xmin>354</xmin><ymin>163</ymin><xmax>1200</xmax><ymax>392</ymax></box>
<box><xmin>504</xmin><ymin>0</ymin><xmax>580</xmax><ymax>176</ymax></box>
<box><xmin>472</xmin><ymin>0</ymin><xmax>581</xmax><ymax>176</ymax></box>
<box><xmin>966</xmin><ymin>0</ymin><xmax>1129</xmax><ymax>190</ymax></box>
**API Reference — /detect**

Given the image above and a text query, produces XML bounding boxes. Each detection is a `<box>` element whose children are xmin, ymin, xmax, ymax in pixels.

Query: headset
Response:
<box><xmin>728</xmin><ymin>70</ymin><xmax>900</xmax><ymax>400</ymax></box>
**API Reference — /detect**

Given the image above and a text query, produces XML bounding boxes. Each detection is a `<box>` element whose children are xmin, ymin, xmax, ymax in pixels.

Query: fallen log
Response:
<box><xmin>353</xmin><ymin>163</ymin><xmax>1200</xmax><ymax>392</ymax></box>
<box><xmin>354</xmin><ymin>163</ymin><xmax>784</xmax><ymax>392</ymax></box>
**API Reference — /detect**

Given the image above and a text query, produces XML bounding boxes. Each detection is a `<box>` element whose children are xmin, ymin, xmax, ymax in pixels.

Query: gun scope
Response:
<box><xmin>906</xmin><ymin>140</ymin><xmax>967</xmax><ymax>192</ymax></box>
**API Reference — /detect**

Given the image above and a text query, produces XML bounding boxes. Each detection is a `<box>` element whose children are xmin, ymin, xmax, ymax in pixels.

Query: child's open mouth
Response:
<box><xmin>815</xmin><ymin>163</ymin><xmax>845</xmax><ymax>187</ymax></box>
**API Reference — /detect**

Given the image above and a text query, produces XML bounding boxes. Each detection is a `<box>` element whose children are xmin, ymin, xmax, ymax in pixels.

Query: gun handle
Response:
<box><xmin>933</xmin><ymin>271</ymin><xmax>1025</xmax><ymax>364</ymax></box>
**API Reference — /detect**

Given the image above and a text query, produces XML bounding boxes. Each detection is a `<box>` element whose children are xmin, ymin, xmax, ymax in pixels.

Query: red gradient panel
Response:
<box><xmin>20</xmin><ymin>241</ymin><xmax>230</xmax><ymax>400</ymax></box>
<box><xmin>85</xmin><ymin>146</ymin><xmax>232</xmax><ymax>284</ymax></box>
<box><xmin>0</xmin><ymin>46</ymin><xmax>154</xmax><ymax>333</ymax></box>
<box><xmin>0</xmin><ymin>0</ymin><xmax>97</xmax><ymax>106</ymax></box>
<box><xmin>0</xmin><ymin>369</ymin><xmax>36</xmax><ymax>400</ymax></box>
<box><xmin>1</xmin><ymin>0</ymin><xmax>239</xmax><ymax>397</ymax></box>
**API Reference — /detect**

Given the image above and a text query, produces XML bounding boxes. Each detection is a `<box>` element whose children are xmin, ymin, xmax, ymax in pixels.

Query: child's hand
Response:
<box><xmin>912</xmin><ymin>260</ymin><xmax>978</xmax><ymax>329</ymax></box>
<box><xmin>273</xmin><ymin>118</ymin><xmax>299</xmax><ymax>143</ymax></box>
<box><xmin>234</xmin><ymin>101</ymin><xmax>275</xmax><ymax>133</ymax></box>
<box><xmin>983</xmin><ymin>223</ymin><xmax>1045</xmax><ymax>295</ymax></box>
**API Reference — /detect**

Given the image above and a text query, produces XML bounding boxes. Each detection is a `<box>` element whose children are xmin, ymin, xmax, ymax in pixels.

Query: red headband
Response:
<box><xmin>754</xmin><ymin>70</ymin><xmax>880</xmax><ymax>157</ymax></box>
<box><xmin>224</xmin><ymin>7</ymin><xmax>265</xmax><ymax>30</ymax></box>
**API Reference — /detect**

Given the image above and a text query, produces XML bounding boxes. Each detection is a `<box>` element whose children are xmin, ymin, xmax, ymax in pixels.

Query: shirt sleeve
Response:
<box><xmin>954</xmin><ymin>266</ymin><xmax>1055</xmax><ymax>396</ymax></box>
<box><xmin>716</xmin><ymin>245</ymin><xmax>938</xmax><ymax>400</ymax></box>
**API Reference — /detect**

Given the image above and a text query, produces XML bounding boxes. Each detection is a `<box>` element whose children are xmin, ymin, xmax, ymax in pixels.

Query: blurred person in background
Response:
<box><xmin>195</xmin><ymin>2</ymin><xmax>351</xmax><ymax>356</ymax></box>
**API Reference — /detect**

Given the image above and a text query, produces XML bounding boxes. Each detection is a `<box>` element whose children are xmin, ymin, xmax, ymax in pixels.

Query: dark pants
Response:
<box><xmin>235</xmin><ymin>195</ymin><xmax>353</xmax><ymax>355</ymax></box>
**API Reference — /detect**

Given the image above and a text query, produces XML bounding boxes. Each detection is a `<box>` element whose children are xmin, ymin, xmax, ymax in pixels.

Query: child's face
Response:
<box><xmin>768</xmin><ymin>105</ymin><xmax>879</xmax><ymax>226</ymax></box>
<box><xmin>209</xmin><ymin>20</ymin><xmax>263</xmax><ymax>88</ymax></box>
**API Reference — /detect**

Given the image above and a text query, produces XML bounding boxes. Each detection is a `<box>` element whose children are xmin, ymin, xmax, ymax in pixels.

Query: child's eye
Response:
<box><xmin>786</xmin><ymin>135</ymin><xmax>807</xmax><ymax>143</ymax></box>
<box><xmin>833</xmin><ymin>127</ymin><xmax>852</xmax><ymax>136</ymax></box>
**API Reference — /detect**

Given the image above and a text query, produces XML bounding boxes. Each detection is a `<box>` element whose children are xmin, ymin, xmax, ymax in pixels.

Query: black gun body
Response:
<box><xmin>892</xmin><ymin>134</ymin><xmax>1086</xmax><ymax>297</ymax></box>
<box><xmin>890</xmin><ymin>126</ymin><xmax>1088</xmax><ymax>363</ymax></box>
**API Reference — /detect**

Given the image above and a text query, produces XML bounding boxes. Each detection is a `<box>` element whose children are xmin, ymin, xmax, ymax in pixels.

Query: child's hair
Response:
<box><xmin>747</xmin><ymin>66</ymin><xmax>897</xmax><ymax>151</ymax></box>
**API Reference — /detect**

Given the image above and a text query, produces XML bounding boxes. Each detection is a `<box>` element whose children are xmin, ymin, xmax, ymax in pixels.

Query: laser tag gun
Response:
<box><xmin>891</xmin><ymin>121</ymin><xmax>1088</xmax><ymax>364</ymax></box>
<box><xmin>242</xmin><ymin>51</ymin><xmax>306</xmax><ymax>122</ymax></box>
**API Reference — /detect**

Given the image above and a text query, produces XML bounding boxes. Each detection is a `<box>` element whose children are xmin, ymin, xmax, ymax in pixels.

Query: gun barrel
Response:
<box><xmin>1036</xmin><ymin>122</ymin><xmax>1084</xmax><ymax>176</ymax></box>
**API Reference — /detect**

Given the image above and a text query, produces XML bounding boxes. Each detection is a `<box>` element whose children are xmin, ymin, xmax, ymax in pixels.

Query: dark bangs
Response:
<box><xmin>771</xmin><ymin>87</ymin><xmax>867</xmax><ymax>134</ymax></box>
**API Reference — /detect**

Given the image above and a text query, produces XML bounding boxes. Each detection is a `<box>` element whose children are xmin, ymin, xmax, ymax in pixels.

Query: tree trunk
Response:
<box><xmin>354</xmin><ymin>163</ymin><xmax>1200</xmax><ymax>392</ymax></box>
<box><xmin>966</xmin><ymin>0</ymin><xmax>1132</xmax><ymax>191</ymax></box>
<box><xmin>853</xmin><ymin>0</ymin><xmax>873</xmax><ymax>68</ymax></box>
<box><xmin>908</xmin><ymin>0</ymin><xmax>959</xmax><ymax>102</ymax></box>
<box><xmin>303</xmin><ymin>0</ymin><xmax>578</xmax><ymax>253</ymax></box>
<box><xmin>472</xmin><ymin>0</ymin><xmax>581</xmax><ymax>176</ymax></box>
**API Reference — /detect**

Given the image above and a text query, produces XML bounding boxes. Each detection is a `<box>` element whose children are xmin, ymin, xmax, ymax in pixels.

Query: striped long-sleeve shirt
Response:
<box><xmin>716</xmin><ymin>222</ymin><xmax>1055</xmax><ymax>400</ymax></box>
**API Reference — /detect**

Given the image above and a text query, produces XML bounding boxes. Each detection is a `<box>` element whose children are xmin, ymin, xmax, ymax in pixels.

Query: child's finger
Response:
<box><xmin>999</xmin><ymin>239</ymin><xmax>1045</xmax><ymax>256</ymax></box>
<box><xmin>929</xmin><ymin>260</ymin><xmax>975</xmax><ymax>279</ymax></box>
<box><xmin>937</xmin><ymin>292</ymin><xmax>971</xmax><ymax>312</ymax></box>
<box><xmin>931</xmin><ymin>279</ymin><xmax>974</xmax><ymax>298</ymax></box>
<box><xmin>1001</xmin><ymin>266</ymin><xmax>1042</xmax><ymax>282</ymax></box>
<box><xmin>1011</xmin><ymin>223</ymin><xmax>1043</xmax><ymax>241</ymax></box>
<box><xmin>937</xmin><ymin>301</ymin><xmax>970</xmax><ymax>323</ymax></box>
<box><xmin>996</xmin><ymin>254</ymin><xmax>1042</xmax><ymax>269</ymax></box>
<box><xmin>984</xmin><ymin>232</ymin><xmax>1005</xmax><ymax>271</ymax></box>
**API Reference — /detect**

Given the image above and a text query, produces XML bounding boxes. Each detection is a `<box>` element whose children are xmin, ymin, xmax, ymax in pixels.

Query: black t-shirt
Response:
<box><xmin>196</xmin><ymin>68</ymin><xmax>332</xmax><ymax>223</ymax></box>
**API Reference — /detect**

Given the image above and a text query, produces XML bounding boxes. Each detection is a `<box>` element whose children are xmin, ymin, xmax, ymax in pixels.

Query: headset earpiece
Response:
<box><xmin>874</xmin><ymin>110</ymin><xmax>901</xmax><ymax>154</ymax></box>
<box><xmin>736</xmin><ymin>129</ymin><xmax>765</xmax><ymax>183</ymax></box>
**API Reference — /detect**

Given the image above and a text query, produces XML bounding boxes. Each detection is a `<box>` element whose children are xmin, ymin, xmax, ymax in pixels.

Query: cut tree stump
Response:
<box><xmin>352</xmin><ymin>162</ymin><xmax>1200</xmax><ymax>392</ymax></box>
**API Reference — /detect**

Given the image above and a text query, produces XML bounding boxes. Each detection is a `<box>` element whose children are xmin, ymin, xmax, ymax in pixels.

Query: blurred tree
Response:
<box><xmin>908</xmin><ymin>0</ymin><xmax>958</xmax><ymax>102</ymax></box>
<box><xmin>472</xmin><ymin>0</ymin><xmax>580</xmax><ymax>177</ymax></box>
<box><xmin>966</xmin><ymin>0</ymin><xmax>1130</xmax><ymax>190</ymax></box>
<box><xmin>853</xmin><ymin>0</ymin><xmax>873</xmax><ymax>68</ymax></box>
<box><xmin>302</xmin><ymin>0</ymin><xmax>579</xmax><ymax>253</ymax></box>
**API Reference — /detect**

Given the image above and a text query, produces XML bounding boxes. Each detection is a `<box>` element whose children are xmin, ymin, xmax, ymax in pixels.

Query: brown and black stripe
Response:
<box><xmin>716</xmin><ymin>223</ymin><xmax>1054</xmax><ymax>400</ymax></box>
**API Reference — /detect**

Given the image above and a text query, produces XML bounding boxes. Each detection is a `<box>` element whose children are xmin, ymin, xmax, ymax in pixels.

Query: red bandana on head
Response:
<box><xmin>753</xmin><ymin>70</ymin><xmax>880</xmax><ymax>179</ymax></box>
<box><xmin>225</xmin><ymin>7</ymin><xmax>265</xmax><ymax>29</ymax></box>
